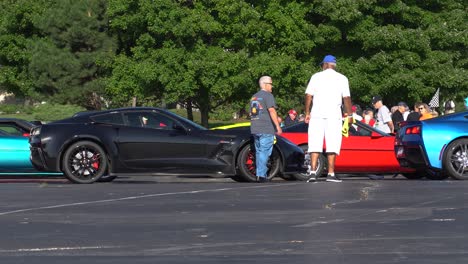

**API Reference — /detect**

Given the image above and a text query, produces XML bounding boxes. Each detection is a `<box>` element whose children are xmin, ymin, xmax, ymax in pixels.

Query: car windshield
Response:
<box><xmin>282</xmin><ymin>120</ymin><xmax>389</xmax><ymax>136</ymax></box>
<box><xmin>162</xmin><ymin>110</ymin><xmax>208</xmax><ymax>130</ymax></box>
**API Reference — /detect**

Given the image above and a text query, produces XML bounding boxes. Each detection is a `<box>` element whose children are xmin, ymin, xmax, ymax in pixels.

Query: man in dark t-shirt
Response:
<box><xmin>407</xmin><ymin>102</ymin><xmax>423</xmax><ymax>121</ymax></box>
<box><xmin>250</xmin><ymin>76</ymin><xmax>282</xmax><ymax>182</ymax></box>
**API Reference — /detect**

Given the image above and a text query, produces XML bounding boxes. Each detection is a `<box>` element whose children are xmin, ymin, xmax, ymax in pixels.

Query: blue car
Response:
<box><xmin>395</xmin><ymin>111</ymin><xmax>468</xmax><ymax>180</ymax></box>
<box><xmin>0</xmin><ymin>118</ymin><xmax>62</xmax><ymax>176</ymax></box>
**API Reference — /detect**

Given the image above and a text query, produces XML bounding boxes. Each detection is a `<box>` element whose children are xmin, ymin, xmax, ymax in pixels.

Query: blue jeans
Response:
<box><xmin>253</xmin><ymin>134</ymin><xmax>275</xmax><ymax>178</ymax></box>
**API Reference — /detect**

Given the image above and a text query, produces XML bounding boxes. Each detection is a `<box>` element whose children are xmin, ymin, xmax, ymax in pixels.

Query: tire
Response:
<box><xmin>236</xmin><ymin>144</ymin><xmax>281</xmax><ymax>182</ymax></box>
<box><xmin>291</xmin><ymin>145</ymin><xmax>326</xmax><ymax>181</ymax></box>
<box><xmin>97</xmin><ymin>175</ymin><xmax>117</xmax><ymax>182</ymax></box>
<box><xmin>62</xmin><ymin>141</ymin><xmax>108</xmax><ymax>184</ymax></box>
<box><xmin>402</xmin><ymin>171</ymin><xmax>425</xmax><ymax>180</ymax></box>
<box><xmin>443</xmin><ymin>138</ymin><xmax>468</xmax><ymax>180</ymax></box>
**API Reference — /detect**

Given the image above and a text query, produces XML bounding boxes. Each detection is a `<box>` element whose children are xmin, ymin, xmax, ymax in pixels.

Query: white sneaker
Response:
<box><xmin>326</xmin><ymin>174</ymin><xmax>342</xmax><ymax>183</ymax></box>
<box><xmin>306</xmin><ymin>171</ymin><xmax>318</xmax><ymax>182</ymax></box>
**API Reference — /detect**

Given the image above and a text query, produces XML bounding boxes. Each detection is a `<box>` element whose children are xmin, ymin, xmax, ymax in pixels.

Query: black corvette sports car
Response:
<box><xmin>30</xmin><ymin>107</ymin><xmax>305</xmax><ymax>183</ymax></box>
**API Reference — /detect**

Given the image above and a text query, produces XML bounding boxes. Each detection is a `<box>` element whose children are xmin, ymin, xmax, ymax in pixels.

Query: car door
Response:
<box><xmin>116</xmin><ymin>110</ymin><xmax>212</xmax><ymax>173</ymax></box>
<box><xmin>336</xmin><ymin>122</ymin><xmax>402</xmax><ymax>173</ymax></box>
<box><xmin>0</xmin><ymin>136</ymin><xmax>33</xmax><ymax>172</ymax></box>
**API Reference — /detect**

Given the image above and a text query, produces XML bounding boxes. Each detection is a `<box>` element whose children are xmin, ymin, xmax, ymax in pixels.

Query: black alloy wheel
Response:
<box><xmin>443</xmin><ymin>138</ymin><xmax>468</xmax><ymax>180</ymax></box>
<box><xmin>62</xmin><ymin>141</ymin><xmax>108</xmax><ymax>184</ymax></box>
<box><xmin>236</xmin><ymin>144</ymin><xmax>281</xmax><ymax>182</ymax></box>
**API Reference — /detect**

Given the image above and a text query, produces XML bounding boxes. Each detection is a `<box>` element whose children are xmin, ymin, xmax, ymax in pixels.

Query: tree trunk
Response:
<box><xmin>186</xmin><ymin>100</ymin><xmax>193</xmax><ymax>121</ymax></box>
<box><xmin>198</xmin><ymin>86</ymin><xmax>210</xmax><ymax>127</ymax></box>
<box><xmin>200</xmin><ymin>107</ymin><xmax>209</xmax><ymax>128</ymax></box>
<box><xmin>90</xmin><ymin>92</ymin><xmax>102</xmax><ymax>110</ymax></box>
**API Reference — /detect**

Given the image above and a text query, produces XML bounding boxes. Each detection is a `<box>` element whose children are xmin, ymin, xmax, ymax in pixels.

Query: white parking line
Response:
<box><xmin>0</xmin><ymin>183</ymin><xmax>300</xmax><ymax>216</ymax></box>
<box><xmin>0</xmin><ymin>245</ymin><xmax>121</xmax><ymax>253</ymax></box>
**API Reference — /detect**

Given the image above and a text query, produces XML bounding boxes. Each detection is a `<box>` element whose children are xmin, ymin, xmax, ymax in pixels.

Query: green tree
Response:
<box><xmin>107</xmin><ymin>0</ymin><xmax>322</xmax><ymax>126</ymax></box>
<box><xmin>312</xmin><ymin>0</ymin><xmax>467</xmax><ymax>109</ymax></box>
<box><xmin>30</xmin><ymin>0</ymin><xmax>116</xmax><ymax>109</ymax></box>
<box><xmin>0</xmin><ymin>0</ymin><xmax>116</xmax><ymax>109</ymax></box>
<box><xmin>2</xmin><ymin>0</ymin><xmax>466</xmax><ymax>120</ymax></box>
<box><xmin>0</xmin><ymin>0</ymin><xmax>46</xmax><ymax>99</ymax></box>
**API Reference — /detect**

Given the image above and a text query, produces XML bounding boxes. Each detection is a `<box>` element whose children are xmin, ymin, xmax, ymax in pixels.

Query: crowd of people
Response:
<box><xmin>250</xmin><ymin>53</ymin><xmax>467</xmax><ymax>183</ymax></box>
<box><xmin>276</xmin><ymin>96</ymin><xmax>466</xmax><ymax>135</ymax></box>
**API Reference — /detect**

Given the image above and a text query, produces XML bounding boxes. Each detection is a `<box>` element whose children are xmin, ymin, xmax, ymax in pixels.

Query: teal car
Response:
<box><xmin>0</xmin><ymin>118</ymin><xmax>60</xmax><ymax>175</ymax></box>
<box><xmin>0</xmin><ymin>134</ymin><xmax>42</xmax><ymax>173</ymax></box>
<box><xmin>0</xmin><ymin>118</ymin><xmax>116</xmax><ymax>181</ymax></box>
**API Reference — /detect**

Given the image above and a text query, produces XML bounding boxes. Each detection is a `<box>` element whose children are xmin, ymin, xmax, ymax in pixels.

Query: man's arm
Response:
<box><xmin>343</xmin><ymin>96</ymin><xmax>353</xmax><ymax>121</ymax></box>
<box><xmin>268</xmin><ymin>107</ymin><xmax>282</xmax><ymax>135</ymax></box>
<box><xmin>386</xmin><ymin>120</ymin><xmax>395</xmax><ymax>133</ymax></box>
<box><xmin>304</xmin><ymin>94</ymin><xmax>312</xmax><ymax>123</ymax></box>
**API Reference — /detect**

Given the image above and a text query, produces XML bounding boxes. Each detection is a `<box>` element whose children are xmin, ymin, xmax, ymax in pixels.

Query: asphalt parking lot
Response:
<box><xmin>0</xmin><ymin>175</ymin><xmax>467</xmax><ymax>264</ymax></box>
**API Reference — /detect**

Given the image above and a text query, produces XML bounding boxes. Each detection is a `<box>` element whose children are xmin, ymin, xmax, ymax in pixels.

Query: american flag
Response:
<box><xmin>429</xmin><ymin>88</ymin><xmax>440</xmax><ymax>108</ymax></box>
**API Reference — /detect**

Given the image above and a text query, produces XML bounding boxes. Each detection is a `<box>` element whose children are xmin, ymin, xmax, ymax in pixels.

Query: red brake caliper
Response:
<box><xmin>246</xmin><ymin>152</ymin><xmax>255</xmax><ymax>172</ymax></box>
<box><xmin>92</xmin><ymin>154</ymin><xmax>100</xmax><ymax>169</ymax></box>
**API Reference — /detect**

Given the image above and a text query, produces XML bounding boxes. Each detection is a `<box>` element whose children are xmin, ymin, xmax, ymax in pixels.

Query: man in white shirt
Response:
<box><xmin>372</xmin><ymin>95</ymin><xmax>394</xmax><ymax>133</ymax></box>
<box><xmin>304</xmin><ymin>55</ymin><xmax>353</xmax><ymax>183</ymax></box>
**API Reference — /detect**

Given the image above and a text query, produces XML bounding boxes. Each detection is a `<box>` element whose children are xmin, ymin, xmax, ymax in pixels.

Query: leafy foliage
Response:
<box><xmin>0</xmin><ymin>0</ymin><xmax>466</xmax><ymax>123</ymax></box>
<box><xmin>0</xmin><ymin>0</ymin><xmax>116</xmax><ymax>110</ymax></box>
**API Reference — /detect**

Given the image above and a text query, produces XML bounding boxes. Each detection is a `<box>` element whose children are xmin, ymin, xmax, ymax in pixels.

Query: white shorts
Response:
<box><xmin>307</xmin><ymin>117</ymin><xmax>342</xmax><ymax>155</ymax></box>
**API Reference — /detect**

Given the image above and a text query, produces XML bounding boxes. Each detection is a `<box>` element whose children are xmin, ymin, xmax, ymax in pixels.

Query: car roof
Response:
<box><xmin>71</xmin><ymin>107</ymin><xmax>167</xmax><ymax>118</ymax></box>
<box><xmin>49</xmin><ymin>107</ymin><xmax>208</xmax><ymax>130</ymax></box>
<box><xmin>0</xmin><ymin>118</ymin><xmax>35</xmax><ymax>130</ymax></box>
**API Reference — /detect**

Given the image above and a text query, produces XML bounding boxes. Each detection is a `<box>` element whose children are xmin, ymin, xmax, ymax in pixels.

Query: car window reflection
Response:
<box><xmin>124</xmin><ymin>112</ymin><xmax>177</xmax><ymax>130</ymax></box>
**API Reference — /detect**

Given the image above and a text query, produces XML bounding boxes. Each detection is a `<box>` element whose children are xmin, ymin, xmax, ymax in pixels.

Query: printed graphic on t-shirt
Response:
<box><xmin>250</xmin><ymin>97</ymin><xmax>264</xmax><ymax>120</ymax></box>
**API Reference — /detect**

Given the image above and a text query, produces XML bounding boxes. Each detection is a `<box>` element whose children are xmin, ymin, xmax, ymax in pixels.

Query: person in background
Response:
<box><xmin>419</xmin><ymin>103</ymin><xmax>433</xmax><ymax>120</ymax></box>
<box><xmin>399</xmin><ymin>102</ymin><xmax>410</xmax><ymax>120</ymax></box>
<box><xmin>141</xmin><ymin>116</ymin><xmax>149</xmax><ymax>126</ymax></box>
<box><xmin>351</xmin><ymin>105</ymin><xmax>363</xmax><ymax>131</ymax></box>
<box><xmin>298</xmin><ymin>114</ymin><xmax>305</xmax><ymax>122</ymax></box>
<box><xmin>444</xmin><ymin>100</ymin><xmax>456</xmax><ymax>115</ymax></box>
<box><xmin>278</xmin><ymin>116</ymin><xmax>285</xmax><ymax>127</ymax></box>
<box><xmin>464</xmin><ymin>97</ymin><xmax>468</xmax><ymax>110</ymax></box>
<box><xmin>392</xmin><ymin>102</ymin><xmax>408</xmax><ymax>133</ymax></box>
<box><xmin>371</xmin><ymin>95</ymin><xmax>394</xmax><ymax>133</ymax></box>
<box><xmin>362</xmin><ymin>109</ymin><xmax>376</xmax><ymax>127</ymax></box>
<box><xmin>407</xmin><ymin>102</ymin><xmax>423</xmax><ymax>121</ymax></box>
<box><xmin>304</xmin><ymin>54</ymin><xmax>353</xmax><ymax>183</ymax></box>
<box><xmin>284</xmin><ymin>109</ymin><xmax>298</xmax><ymax>126</ymax></box>
<box><xmin>250</xmin><ymin>76</ymin><xmax>282</xmax><ymax>183</ymax></box>
<box><xmin>351</xmin><ymin>105</ymin><xmax>363</xmax><ymax>122</ymax></box>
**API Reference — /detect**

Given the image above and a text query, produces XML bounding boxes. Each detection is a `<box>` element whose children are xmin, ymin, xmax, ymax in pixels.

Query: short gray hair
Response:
<box><xmin>258</xmin><ymin>76</ymin><xmax>272</xmax><ymax>87</ymax></box>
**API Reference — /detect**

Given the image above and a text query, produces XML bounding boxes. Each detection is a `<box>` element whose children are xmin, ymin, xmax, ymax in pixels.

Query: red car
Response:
<box><xmin>281</xmin><ymin>121</ymin><xmax>419</xmax><ymax>180</ymax></box>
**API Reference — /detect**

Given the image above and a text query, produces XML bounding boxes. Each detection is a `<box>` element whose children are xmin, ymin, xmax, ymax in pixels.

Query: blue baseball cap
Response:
<box><xmin>321</xmin><ymin>55</ymin><xmax>336</xmax><ymax>64</ymax></box>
